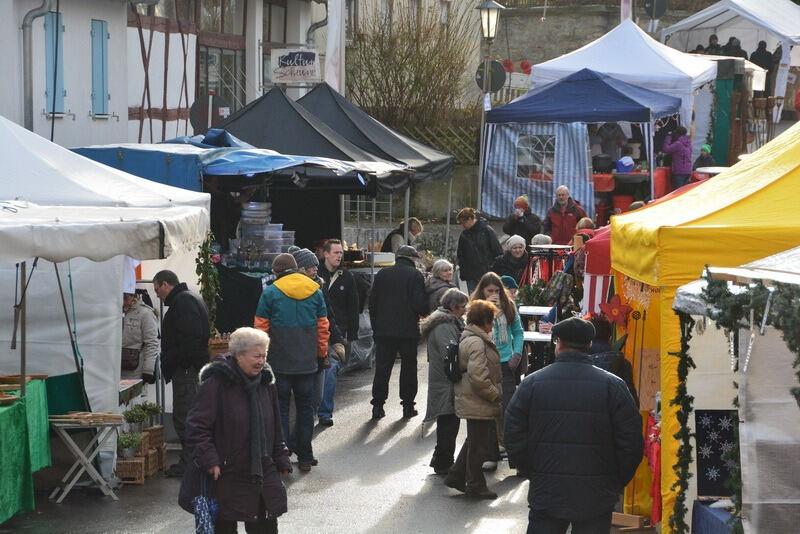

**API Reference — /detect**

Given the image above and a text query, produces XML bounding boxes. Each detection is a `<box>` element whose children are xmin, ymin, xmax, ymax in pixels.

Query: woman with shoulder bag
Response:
<box><xmin>179</xmin><ymin>327</ymin><xmax>291</xmax><ymax>534</ymax></box>
<box><xmin>444</xmin><ymin>299</ymin><xmax>502</xmax><ymax>499</ymax></box>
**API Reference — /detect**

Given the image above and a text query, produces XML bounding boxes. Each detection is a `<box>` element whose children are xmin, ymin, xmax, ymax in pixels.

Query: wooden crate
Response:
<box><xmin>116</xmin><ymin>457</ymin><xmax>145</xmax><ymax>485</ymax></box>
<box><xmin>143</xmin><ymin>425</ymin><xmax>164</xmax><ymax>448</ymax></box>
<box><xmin>145</xmin><ymin>448</ymin><xmax>159</xmax><ymax>477</ymax></box>
<box><xmin>134</xmin><ymin>431</ymin><xmax>150</xmax><ymax>457</ymax></box>
<box><xmin>156</xmin><ymin>443</ymin><xmax>168</xmax><ymax>471</ymax></box>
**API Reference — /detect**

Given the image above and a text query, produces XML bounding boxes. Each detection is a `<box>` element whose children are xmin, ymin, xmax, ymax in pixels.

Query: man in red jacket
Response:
<box><xmin>543</xmin><ymin>186</ymin><xmax>587</xmax><ymax>245</ymax></box>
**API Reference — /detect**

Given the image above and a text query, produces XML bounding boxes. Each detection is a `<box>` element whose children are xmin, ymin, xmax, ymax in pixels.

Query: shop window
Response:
<box><xmin>199</xmin><ymin>46</ymin><xmax>245</xmax><ymax>110</ymax></box>
<box><xmin>44</xmin><ymin>11</ymin><xmax>64</xmax><ymax>114</ymax></box>
<box><xmin>201</xmin><ymin>0</ymin><xmax>222</xmax><ymax>32</ymax></box>
<box><xmin>223</xmin><ymin>0</ymin><xmax>244</xmax><ymax>35</ymax></box>
<box><xmin>90</xmin><ymin>20</ymin><xmax>109</xmax><ymax>115</ymax></box>
<box><xmin>346</xmin><ymin>0</ymin><xmax>358</xmax><ymax>41</ymax></box>
<box><xmin>517</xmin><ymin>134</ymin><xmax>556</xmax><ymax>181</ymax></box>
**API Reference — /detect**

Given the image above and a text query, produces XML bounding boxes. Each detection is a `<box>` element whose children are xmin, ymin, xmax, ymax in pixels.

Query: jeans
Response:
<box><xmin>487</xmin><ymin>361</ymin><xmax>518</xmax><ymax>463</ymax></box>
<box><xmin>672</xmin><ymin>173</ymin><xmax>691</xmax><ymax>190</ymax></box>
<box><xmin>445</xmin><ymin>419</ymin><xmax>492</xmax><ymax>493</ymax></box>
<box><xmin>215</xmin><ymin>499</ymin><xmax>278</xmax><ymax>534</ymax></box>
<box><xmin>318</xmin><ymin>357</ymin><xmax>341</xmax><ymax>421</ymax></box>
<box><xmin>171</xmin><ymin>366</ymin><xmax>199</xmax><ymax>468</ymax></box>
<box><xmin>527</xmin><ymin>509</ymin><xmax>612</xmax><ymax>534</ymax></box>
<box><xmin>312</xmin><ymin>367</ymin><xmax>325</xmax><ymax>417</ymax></box>
<box><xmin>275</xmin><ymin>372</ymin><xmax>315</xmax><ymax>463</ymax></box>
<box><xmin>371</xmin><ymin>336</ymin><xmax>418</xmax><ymax>408</ymax></box>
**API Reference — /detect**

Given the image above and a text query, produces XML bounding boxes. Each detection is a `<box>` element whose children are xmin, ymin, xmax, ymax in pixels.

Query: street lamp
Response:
<box><xmin>476</xmin><ymin>1</ymin><xmax>504</xmax><ymax>212</ymax></box>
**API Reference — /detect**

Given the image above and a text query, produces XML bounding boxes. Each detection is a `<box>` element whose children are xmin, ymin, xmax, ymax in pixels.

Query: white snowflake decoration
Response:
<box><xmin>698</xmin><ymin>444</ymin><xmax>713</xmax><ymax>459</ymax></box>
<box><xmin>718</xmin><ymin>417</ymin><xmax>733</xmax><ymax>431</ymax></box>
<box><xmin>725</xmin><ymin>458</ymin><xmax>739</xmax><ymax>469</ymax></box>
<box><xmin>699</xmin><ymin>414</ymin><xmax>714</xmax><ymax>428</ymax></box>
<box><xmin>706</xmin><ymin>466</ymin><xmax>720</xmax><ymax>481</ymax></box>
<box><xmin>708</xmin><ymin>430</ymin><xmax>720</xmax><ymax>442</ymax></box>
<box><xmin>720</xmin><ymin>441</ymin><xmax>734</xmax><ymax>454</ymax></box>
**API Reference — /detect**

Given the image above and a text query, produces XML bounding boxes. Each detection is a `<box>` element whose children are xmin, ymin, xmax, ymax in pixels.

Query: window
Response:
<box><xmin>198</xmin><ymin>46</ymin><xmax>245</xmax><ymax>110</ymax></box>
<box><xmin>346</xmin><ymin>0</ymin><xmax>358</xmax><ymax>40</ymax></box>
<box><xmin>380</xmin><ymin>0</ymin><xmax>392</xmax><ymax>25</ymax></box>
<box><xmin>44</xmin><ymin>11</ymin><xmax>64</xmax><ymax>114</ymax></box>
<box><xmin>90</xmin><ymin>20</ymin><xmax>109</xmax><ymax>115</ymax></box>
<box><xmin>200</xmin><ymin>0</ymin><xmax>244</xmax><ymax>34</ymax></box>
<box><xmin>201</xmin><ymin>0</ymin><xmax>222</xmax><ymax>32</ymax></box>
<box><xmin>516</xmin><ymin>135</ymin><xmax>556</xmax><ymax>181</ymax></box>
<box><xmin>439</xmin><ymin>0</ymin><xmax>450</xmax><ymax>25</ymax></box>
<box><xmin>142</xmin><ymin>0</ymin><xmax>196</xmax><ymax>21</ymax></box>
<box><xmin>263</xmin><ymin>0</ymin><xmax>286</xmax><ymax>43</ymax></box>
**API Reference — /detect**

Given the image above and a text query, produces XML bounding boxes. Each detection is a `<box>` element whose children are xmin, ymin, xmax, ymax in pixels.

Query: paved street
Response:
<box><xmin>2</xmin><ymin>346</ymin><xmax>535</xmax><ymax>534</ymax></box>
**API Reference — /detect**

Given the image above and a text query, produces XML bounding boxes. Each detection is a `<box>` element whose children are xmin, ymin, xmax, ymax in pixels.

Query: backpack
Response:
<box><xmin>443</xmin><ymin>341</ymin><xmax>462</xmax><ymax>383</ymax></box>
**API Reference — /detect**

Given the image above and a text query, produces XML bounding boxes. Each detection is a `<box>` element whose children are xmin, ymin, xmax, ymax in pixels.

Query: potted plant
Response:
<box><xmin>140</xmin><ymin>401</ymin><xmax>162</xmax><ymax>427</ymax></box>
<box><xmin>123</xmin><ymin>405</ymin><xmax>147</xmax><ymax>433</ymax></box>
<box><xmin>197</xmin><ymin>232</ymin><xmax>228</xmax><ymax>359</ymax></box>
<box><xmin>118</xmin><ymin>432</ymin><xmax>142</xmax><ymax>459</ymax></box>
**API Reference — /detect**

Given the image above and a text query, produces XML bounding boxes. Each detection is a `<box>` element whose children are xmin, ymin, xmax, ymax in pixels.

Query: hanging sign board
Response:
<box><xmin>270</xmin><ymin>49</ymin><xmax>321</xmax><ymax>83</ymax></box>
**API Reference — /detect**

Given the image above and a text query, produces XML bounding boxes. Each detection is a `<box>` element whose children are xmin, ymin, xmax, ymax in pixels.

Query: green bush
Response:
<box><xmin>123</xmin><ymin>405</ymin><xmax>147</xmax><ymax>423</ymax></box>
<box><xmin>118</xmin><ymin>432</ymin><xmax>142</xmax><ymax>449</ymax></box>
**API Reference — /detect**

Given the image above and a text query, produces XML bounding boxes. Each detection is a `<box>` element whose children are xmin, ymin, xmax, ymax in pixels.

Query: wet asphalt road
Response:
<box><xmin>0</xmin><ymin>345</ymin><xmax>593</xmax><ymax>533</ymax></box>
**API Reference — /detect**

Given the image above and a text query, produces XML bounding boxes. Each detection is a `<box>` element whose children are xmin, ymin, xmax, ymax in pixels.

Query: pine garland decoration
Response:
<box><xmin>668</xmin><ymin>311</ymin><xmax>696</xmax><ymax>534</ymax></box>
<box><xmin>196</xmin><ymin>232</ymin><xmax>221</xmax><ymax>335</ymax></box>
<box><xmin>722</xmin><ymin>389</ymin><xmax>744</xmax><ymax>534</ymax></box>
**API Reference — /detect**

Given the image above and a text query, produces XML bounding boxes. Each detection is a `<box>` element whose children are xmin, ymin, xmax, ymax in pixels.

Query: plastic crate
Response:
<box><xmin>116</xmin><ymin>457</ymin><xmax>145</xmax><ymax>485</ymax></box>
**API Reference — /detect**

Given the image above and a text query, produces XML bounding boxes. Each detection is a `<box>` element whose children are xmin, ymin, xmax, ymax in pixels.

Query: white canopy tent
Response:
<box><xmin>662</xmin><ymin>0</ymin><xmax>800</xmax><ymax>119</ymax></box>
<box><xmin>0</xmin><ymin>116</ymin><xmax>209</xmax><ymax>421</ymax></box>
<box><xmin>531</xmin><ymin>19</ymin><xmax>717</xmax><ymax>129</ymax></box>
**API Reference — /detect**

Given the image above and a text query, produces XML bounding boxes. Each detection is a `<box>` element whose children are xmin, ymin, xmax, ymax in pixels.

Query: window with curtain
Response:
<box><xmin>517</xmin><ymin>135</ymin><xmax>556</xmax><ymax>181</ymax></box>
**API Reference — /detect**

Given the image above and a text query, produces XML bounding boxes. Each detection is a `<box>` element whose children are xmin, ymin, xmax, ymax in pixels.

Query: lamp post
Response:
<box><xmin>476</xmin><ymin>1</ymin><xmax>504</xmax><ymax>212</ymax></box>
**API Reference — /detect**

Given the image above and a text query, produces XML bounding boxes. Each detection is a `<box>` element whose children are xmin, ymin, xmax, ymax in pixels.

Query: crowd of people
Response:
<box><xmin>127</xmin><ymin>185</ymin><xmax>646</xmax><ymax>533</ymax></box>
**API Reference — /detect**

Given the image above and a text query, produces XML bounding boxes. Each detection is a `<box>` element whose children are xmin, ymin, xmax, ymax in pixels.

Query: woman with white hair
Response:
<box><xmin>490</xmin><ymin>234</ymin><xmax>529</xmax><ymax>283</ymax></box>
<box><xmin>180</xmin><ymin>327</ymin><xmax>290</xmax><ymax>534</ymax></box>
<box><xmin>425</xmin><ymin>259</ymin><xmax>457</xmax><ymax>312</ymax></box>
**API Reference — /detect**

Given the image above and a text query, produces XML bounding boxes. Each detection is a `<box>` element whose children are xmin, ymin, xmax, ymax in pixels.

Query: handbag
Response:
<box><xmin>193</xmin><ymin>473</ymin><xmax>219</xmax><ymax>534</ymax></box>
<box><xmin>121</xmin><ymin>348</ymin><xmax>141</xmax><ymax>371</ymax></box>
<box><xmin>442</xmin><ymin>341</ymin><xmax>462</xmax><ymax>383</ymax></box>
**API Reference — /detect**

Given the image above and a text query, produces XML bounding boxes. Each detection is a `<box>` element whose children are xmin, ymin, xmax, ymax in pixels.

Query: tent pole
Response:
<box><xmin>388</xmin><ymin>193</ymin><xmax>392</xmax><ymax>225</ymax></box>
<box><xmin>445</xmin><ymin>176</ymin><xmax>453</xmax><ymax>258</ymax></box>
<box><xmin>371</xmin><ymin>197</ymin><xmax>376</xmax><ymax>284</ymax></box>
<box><xmin>19</xmin><ymin>261</ymin><xmax>26</xmax><ymax>398</ymax></box>
<box><xmin>403</xmin><ymin>186</ymin><xmax>410</xmax><ymax>243</ymax></box>
<box><xmin>339</xmin><ymin>195</ymin><xmax>345</xmax><ymax>243</ymax></box>
<box><xmin>649</xmin><ymin>120</ymin><xmax>656</xmax><ymax>200</ymax></box>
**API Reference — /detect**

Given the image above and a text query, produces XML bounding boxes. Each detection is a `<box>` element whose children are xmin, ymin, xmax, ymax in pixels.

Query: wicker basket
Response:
<box><xmin>209</xmin><ymin>338</ymin><xmax>229</xmax><ymax>359</ymax></box>
<box><xmin>116</xmin><ymin>457</ymin><xmax>145</xmax><ymax>485</ymax></box>
<box><xmin>156</xmin><ymin>443</ymin><xmax>168</xmax><ymax>471</ymax></box>
<box><xmin>145</xmin><ymin>448</ymin><xmax>159</xmax><ymax>477</ymax></box>
<box><xmin>143</xmin><ymin>425</ymin><xmax>164</xmax><ymax>448</ymax></box>
<box><xmin>134</xmin><ymin>431</ymin><xmax>150</xmax><ymax>457</ymax></box>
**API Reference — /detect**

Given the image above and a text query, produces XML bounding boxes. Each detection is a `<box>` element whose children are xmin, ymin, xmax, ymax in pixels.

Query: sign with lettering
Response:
<box><xmin>270</xmin><ymin>49</ymin><xmax>321</xmax><ymax>83</ymax></box>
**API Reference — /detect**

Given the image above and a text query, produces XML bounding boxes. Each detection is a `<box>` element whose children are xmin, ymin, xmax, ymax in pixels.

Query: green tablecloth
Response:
<box><xmin>0</xmin><ymin>400</ymin><xmax>34</xmax><ymax>524</ymax></box>
<box><xmin>9</xmin><ymin>379</ymin><xmax>52</xmax><ymax>473</ymax></box>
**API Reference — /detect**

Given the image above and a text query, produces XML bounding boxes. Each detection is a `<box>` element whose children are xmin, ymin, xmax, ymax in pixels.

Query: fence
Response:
<box><xmin>396</xmin><ymin>125</ymin><xmax>478</xmax><ymax>164</ymax></box>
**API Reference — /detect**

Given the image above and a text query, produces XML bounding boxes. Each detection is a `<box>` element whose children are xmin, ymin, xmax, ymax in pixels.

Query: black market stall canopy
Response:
<box><xmin>297</xmin><ymin>83</ymin><xmax>453</xmax><ymax>185</ymax></box>
<box><xmin>216</xmin><ymin>88</ymin><xmax>412</xmax><ymax>194</ymax></box>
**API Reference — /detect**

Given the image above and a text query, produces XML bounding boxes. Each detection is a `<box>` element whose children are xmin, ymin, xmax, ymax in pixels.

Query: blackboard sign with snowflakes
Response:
<box><xmin>694</xmin><ymin>409</ymin><xmax>738</xmax><ymax>496</ymax></box>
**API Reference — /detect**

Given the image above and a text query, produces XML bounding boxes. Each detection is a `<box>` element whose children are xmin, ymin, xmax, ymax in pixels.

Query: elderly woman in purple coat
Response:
<box><xmin>179</xmin><ymin>327</ymin><xmax>290</xmax><ymax>534</ymax></box>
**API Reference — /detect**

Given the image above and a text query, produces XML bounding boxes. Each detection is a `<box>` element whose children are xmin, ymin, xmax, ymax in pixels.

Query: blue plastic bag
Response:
<box><xmin>193</xmin><ymin>474</ymin><xmax>219</xmax><ymax>533</ymax></box>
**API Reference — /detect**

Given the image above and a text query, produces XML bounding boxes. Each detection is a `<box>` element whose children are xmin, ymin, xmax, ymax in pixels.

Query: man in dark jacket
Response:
<box><xmin>153</xmin><ymin>270</ymin><xmax>210</xmax><ymax>477</ymax></box>
<box><xmin>588</xmin><ymin>314</ymin><xmax>638</xmax><ymax>406</ymax></box>
<box><xmin>502</xmin><ymin>195</ymin><xmax>541</xmax><ymax>246</ymax></box>
<box><xmin>543</xmin><ymin>186</ymin><xmax>587</xmax><ymax>245</ymax></box>
<box><xmin>369</xmin><ymin>245</ymin><xmax>428</xmax><ymax>419</ymax></box>
<box><xmin>505</xmin><ymin>317</ymin><xmax>643</xmax><ymax>533</ymax></box>
<box><xmin>456</xmin><ymin>207</ymin><xmax>503</xmax><ymax>294</ymax></box>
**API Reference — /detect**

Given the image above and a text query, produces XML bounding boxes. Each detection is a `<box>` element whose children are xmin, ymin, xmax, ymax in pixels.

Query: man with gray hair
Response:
<box><xmin>543</xmin><ymin>185</ymin><xmax>586</xmax><ymax>245</ymax></box>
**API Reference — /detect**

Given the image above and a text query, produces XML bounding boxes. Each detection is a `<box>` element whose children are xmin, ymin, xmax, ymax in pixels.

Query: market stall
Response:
<box><xmin>609</xmin><ymin>120</ymin><xmax>800</xmax><ymax>532</ymax></box>
<box><xmin>662</xmin><ymin>0</ymin><xmax>800</xmax><ymax>120</ymax></box>
<box><xmin>482</xmin><ymin>68</ymin><xmax>681</xmax><ymax>219</ymax></box>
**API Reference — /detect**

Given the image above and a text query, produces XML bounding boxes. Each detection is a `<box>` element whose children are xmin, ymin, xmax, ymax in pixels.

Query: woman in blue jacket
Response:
<box><xmin>469</xmin><ymin>272</ymin><xmax>524</xmax><ymax>471</ymax></box>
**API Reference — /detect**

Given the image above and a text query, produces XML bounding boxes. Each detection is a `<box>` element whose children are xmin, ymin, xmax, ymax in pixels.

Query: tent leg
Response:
<box><xmin>388</xmin><ymin>193</ymin><xmax>392</xmax><ymax>225</ymax></box>
<box><xmin>19</xmin><ymin>261</ymin><xmax>26</xmax><ymax>398</ymax></box>
<box><xmin>371</xmin><ymin>197</ymin><xmax>377</xmax><ymax>284</ymax></box>
<box><xmin>445</xmin><ymin>176</ymin><xmax>453</xmax><ymax>258</ymax></box>
<box><xmin>403</xmin><ymin>187</ymin><xmax>410</xmax><ymax>243</ymax></box>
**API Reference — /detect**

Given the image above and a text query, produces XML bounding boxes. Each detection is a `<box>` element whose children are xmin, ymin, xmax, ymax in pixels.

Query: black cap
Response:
<box><xmin>551</xmin><ymin>317</ymin><xmax>595</xmax><ymax>346</ymax></box>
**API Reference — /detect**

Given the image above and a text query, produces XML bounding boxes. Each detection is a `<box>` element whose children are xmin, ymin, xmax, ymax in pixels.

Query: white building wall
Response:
<box><xmin>1</xmin><ymin>0</ymin><xmax>129</xmax><ymax>147</ymax></box>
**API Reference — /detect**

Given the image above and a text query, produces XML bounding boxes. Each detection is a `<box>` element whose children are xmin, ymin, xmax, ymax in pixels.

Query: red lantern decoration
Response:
<box><xmin>502</xmin><ymin>59</ymin><xmax>514</xmax><ymax>73</ymax></box>
<box><xmin>599</xmin><ymin>294</ymin><xmax>633</xmax><ymax>328</ymax></box>
<box><xmin>520</xmin><ymin>60</ymin><xmax>532</xmax><ymax>75</ymax></box>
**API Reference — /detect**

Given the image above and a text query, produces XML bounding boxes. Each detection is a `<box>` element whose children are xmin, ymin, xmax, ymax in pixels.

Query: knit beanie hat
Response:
<box><xmin>504</xmin><ymin>234</ymin><xmax>527</xmax><ymax>251</ymax></box>
<box><xmin>513</xmin><ymin>195</ymin><xmax>530</xmax><ymax>210</ymax></box>
<box><xmin>292</xmin><ymin>248</ymin><xmax>319</xmax><ymax>269</ymax></box>
<box><xmin>701</xmin><ymin>144</ymin><xmax>712</xmax><ymax>154</ymax></box>
<box><xmin>271</xmin><ymin>253</ymin><xmax>297</xmax><ymax>275</ymax></box>
<box><xmin>500</xmin><ymin>275</ymin><xmax>518</xmax><ymax>290</ymax></box>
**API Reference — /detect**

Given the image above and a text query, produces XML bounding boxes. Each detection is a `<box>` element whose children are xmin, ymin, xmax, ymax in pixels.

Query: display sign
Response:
<box><xmin>270</xmin><ymin>49</ymin><xmax>321</xmax><ymax>83</ymax></box>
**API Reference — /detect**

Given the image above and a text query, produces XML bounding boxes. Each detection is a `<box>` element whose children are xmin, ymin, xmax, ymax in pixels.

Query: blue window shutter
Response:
<box><xmin>44</xmin><ymin>12</ymin><xmax>64</xmax><ymax>113</ymax></box>
<box><xmin>91</xmin><ymin>20</ymin><xmax>109</xmax><ymax>115</ymax></box>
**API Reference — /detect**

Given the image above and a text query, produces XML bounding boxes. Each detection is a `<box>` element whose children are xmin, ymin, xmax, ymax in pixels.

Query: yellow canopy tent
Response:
<box><xmin>610</xmin><ymin>121</ymin><xmax>800</xmax><ymax>531</ymax></box>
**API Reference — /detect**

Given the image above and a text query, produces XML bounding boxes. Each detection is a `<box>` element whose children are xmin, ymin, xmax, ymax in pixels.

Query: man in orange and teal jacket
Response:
<box><xmin>254</xmin><ymin>253</ymin><xmax>329</xmax><ymax>472</ymax></box>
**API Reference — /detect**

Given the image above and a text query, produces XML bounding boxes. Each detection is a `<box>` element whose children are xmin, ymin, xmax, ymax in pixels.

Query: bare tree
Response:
<box><xmin>346</xmin><ymin>2</ymin><xmax>478</xmax><ymax>130</ymax></box>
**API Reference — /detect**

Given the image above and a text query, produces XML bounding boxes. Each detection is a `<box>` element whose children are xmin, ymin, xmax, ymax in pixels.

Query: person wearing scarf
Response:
<box><xmin>179</xmin><ymin>327</ymin><xmax>291</xmax><ymax>534</ymax></box>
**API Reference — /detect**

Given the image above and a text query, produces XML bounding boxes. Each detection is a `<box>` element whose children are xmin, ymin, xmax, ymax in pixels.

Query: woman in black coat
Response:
<box><xmin>179</xmin><ymin>327</ymin><xmax>291</xmax><ymax>534</ymax></box>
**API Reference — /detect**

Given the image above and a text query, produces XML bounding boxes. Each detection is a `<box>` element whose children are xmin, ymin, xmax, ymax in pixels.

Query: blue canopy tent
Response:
<box><xmin>481</xmin><ymin>68</ymin><xmax>681</xmax><ymax>220</ymax></box>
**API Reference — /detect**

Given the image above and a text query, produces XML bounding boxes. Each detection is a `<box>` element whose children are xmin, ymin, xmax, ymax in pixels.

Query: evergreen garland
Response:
<box><xmin>668</xmin><ymin>311</ymin><xmax>697</xmax><ymax>534</ymax></box>
<box><xmin>196</xmin><ymin>232</ymin><xmax>221</xmax><ymax>335</ymax></box>
<box><xmin>722</xmin><ymin>389</ymin><xmax>743</xmax><ymax>534</ymax></box>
